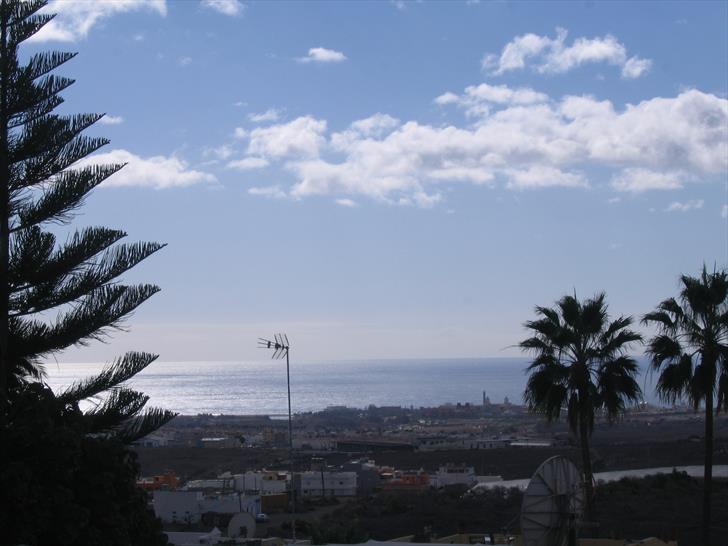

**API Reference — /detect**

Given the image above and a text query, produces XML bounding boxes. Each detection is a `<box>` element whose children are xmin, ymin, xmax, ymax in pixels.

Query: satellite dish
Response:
<box><xmin>227</xmin><ymin>512</ymin><xmax>256</xmax><ymax>539</ymax></box>
<box><xmin>520</xmin><ymin>456</ymin><xmax>585</xmax><ymax>546</ymax></box>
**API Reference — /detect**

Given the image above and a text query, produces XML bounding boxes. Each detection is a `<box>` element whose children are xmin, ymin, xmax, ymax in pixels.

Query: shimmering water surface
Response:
<box><xmin>44</xmin><ymin>357</ymin><xmax>659</xmax><ymax>416</ymax></box>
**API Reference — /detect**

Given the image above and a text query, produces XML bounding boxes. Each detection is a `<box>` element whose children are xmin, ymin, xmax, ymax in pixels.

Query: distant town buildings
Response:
<box><xmin>153</xmin><ymin>490</ymin><xmax>261</xmax><ymax>525</ymax></box>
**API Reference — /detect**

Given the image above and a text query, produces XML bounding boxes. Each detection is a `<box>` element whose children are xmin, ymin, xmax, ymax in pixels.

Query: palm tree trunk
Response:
<box><xmin>702</xmin><ymin>390</ymin><xmax>713</xmax><ymax>546</ymax></box>
<box><xmin>579</xmin><ymin>417</ymin><xmax>595</xmax><ymax>527</ymax></box>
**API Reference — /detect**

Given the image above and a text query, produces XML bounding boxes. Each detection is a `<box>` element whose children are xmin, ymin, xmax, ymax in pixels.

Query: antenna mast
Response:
<box><xmin>258</xmin><ymin>333</ymin><xmax>296</xmax><ymax>541</ymax></box>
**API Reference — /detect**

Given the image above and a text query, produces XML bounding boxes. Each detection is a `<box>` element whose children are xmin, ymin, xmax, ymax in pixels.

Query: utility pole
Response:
<box><xmin>259</xmin><ymin>334</ymin><xmax>296</xmax><ymax>541</ymax></box>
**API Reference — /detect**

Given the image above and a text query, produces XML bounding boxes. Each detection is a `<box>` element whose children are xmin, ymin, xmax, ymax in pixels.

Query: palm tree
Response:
<box><xmin>520</xmin><ymin>292</ymin><xmax>643</xmax><ymax>523</ymax></box>
<box><xmin>643</xmin><ymin>266</ymin><xmax>728</xmax><ymax>546</ymax></box>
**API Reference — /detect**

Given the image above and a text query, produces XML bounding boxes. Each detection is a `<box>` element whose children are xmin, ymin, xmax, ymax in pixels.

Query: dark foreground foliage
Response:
<box><xmin>597</xmin><ymin>471</ymin><xmax>728</xmax><ymax>546</ymax></box>
<box><xmin>0</xmin><ymin>384</ymin><xmax>168</xmax><ymax>546</ymax></box>
<box><xmin>298</xmin><ymin>472</ymin><xmax>728</xmax><ymax>545</ymax></box>
<box><xmin>302</xmin><ymin>485</ymin><xmax>523</xmax><ymax>543</ymax></box>
<box><xmin>0</xmin><ymin>1</ymin><xmax>172</xmax><ymax>541</ymax></box>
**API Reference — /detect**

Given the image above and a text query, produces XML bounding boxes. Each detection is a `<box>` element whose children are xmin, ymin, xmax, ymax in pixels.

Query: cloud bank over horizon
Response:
<box><xmin>226</xmin><ymin>86</ymin><xmax>727</xmax><ymax>207</ymax></box>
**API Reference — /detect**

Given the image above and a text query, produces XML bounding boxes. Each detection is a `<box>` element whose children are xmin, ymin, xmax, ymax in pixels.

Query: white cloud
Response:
<box><xmin>227</xmin><ymin>157</ymin><xmax>269</xmax><ymax>170</ymax></box>
<box><xmin>235</xmin><ymin>87</ymin><xmax>727</xmax><ymax>207</ymax></box>
<box><xmin>722</xmin><ymin>204</ymin><xmax>728</xmax><ymax>219</ymax></box>
<box><xmin>664</xmin><ymin>199</ymin><xmax>704</xmax><ymax>212</ymax></box>
<box><xmin>75</xmin><ymin>149</ymin><xmax>216</xmax><ymax>189</ymax></box>
<box><xmin>435</xmin><ymin>83</ymin><xmax>548</xmax><ymax>118</ymax></box>
<box><xmin>32</xmin><ymin>0</ymin><xmax>166</xmax><ymax>42</ymax></box>
<box><xmin>331</xmin><ymin>113</ymin><xmax>400</xmax><ymax>150</ymax></box>
<box><xmin>482</xmin><ymin>31</ymin><xmax>555</xmax><ymax>74</ymax></box>
<box><xmin>611</xmin><ymin>169</ymin><xmax>685</xmax><ymax>193</ymax></box>
<box><xmin>233</xmin><ymin>127</ymin><xmax>248</xmax><ymax>139</ymax></box>
<box><xmin>622</xmin><ymin>56</ymin><xmax>652</xmax><ymax>79</ymax></box>
<box><xmin>335</xmin><ymin>198</ymin><xmax>357</xmax><ymax>207</ymax></box>
<box><xmin>248</xmin><ymin>186</ymin><xmax>287</xmax><ymax>199</ymax></box>
<box><xmin>506</xmin><ymin>166</ymin><xmax>587</xmax><ymax>189</ymax></box>
<box><xmin>248</xmin><ymin>108</ymin><xmax>282</xmax><ymax>123</ymax></box>
<box><xmin>348</xmin><ymin>114</ymin><xmax>401</xmax><ymax>137</ymax></box>
<box><xmin>483</xmin><ymin>28</ymin><xmax>651</xmax><ymax>79</ymax></box>
<box><xmin>99</xmin><ymin>115</ymin><xmax>124</xmax><ymax>125</ymax></box>
<box><xmin>297</xmin><ymin>47</ymin><xmax>347</xmax><ymax>64</ymax></box>
<box><xmin>201</xmin><ymin>0</ymin><xmax>245</xmax><ymax>16</ymax></box>
<box><xmin>247</xmin><ymin>116</ymin><xmax>327</xmax><ymax>158</ymax></box>
<box><xmin>434</xmin><ymin>92</ymin><xmax>459</xmax><ymax>106</ymax></box>
<box><xmin>203</xmin><ymin>144</ymin><xmax>235</xmax><ymax>160</ymax></box>
<box><xmin>402</xmin><ymin>192</ymin><xmax>443</xmax><ymax>208</ymax></box>
<box><xmin>178</xmin><ymin>56</ymin><xmax>193</xmax><ymax>67</ymax></box>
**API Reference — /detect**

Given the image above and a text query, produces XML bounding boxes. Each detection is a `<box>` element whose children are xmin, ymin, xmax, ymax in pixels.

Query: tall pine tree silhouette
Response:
<box><xmin>0</xmin><ymin>0</ymin><xmax>174</xmax><ymax>441</ymax></box>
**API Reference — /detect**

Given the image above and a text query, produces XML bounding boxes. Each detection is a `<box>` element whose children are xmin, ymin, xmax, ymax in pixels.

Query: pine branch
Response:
<box><xmin>7</xmin><ymin>74</ymin><xmax>74</xmax><ymax>122</ymax></box>
<box><xmin>13</xmin><ymin>164</ymin><xmax>124</xmax><ymax>230</ymax></box>
<box><xmin>82</xmin><ymin>386</ymin><xmax>150</xmax><ymax>432</ymax></box>
<box><xmin>7</xmin><ymin>0</ymin><xmax>46</xmax><ymax>24</ymax></box>
<box><xmin>7</xmin><ymin>94</ymin><xmax>63</xmax><ymax>130</ymax></box>
<box><xmin>10</xmin><ymin>112</ymin><xmax>100</xmax><ymax>169</ymax></box>
<box><xmin>58</xmin><ymin>351</ymin><xmax>159</xmax><ymax>404</ymax></box>
<box><xmin>115</xmin><ymin>407</ymin><xmax>177</xmax><ymax>444</ymax></box>
<box><xmin>7</xmin><ymin>50</ymin><xmax>78</xmax><ymax>128</ymax></box>
<box><xmin>9</xmin><ymin>226</ymin><xmax>125</xmax><ymax>290</ymax></box>
<box><xmin>8</xmin><ymin>12</ymin><xmax>53</xmax><ymax>49</ymax></box>
<box><xmin>15</xmin><ymin>133</ymin><xmax>109</xmax><ymax>192</ymax></box>
<box><xmin>9</xmin><ymin>284</ymin><xmax>160</xmax><ymax>361</ymax></box>
<box><xmin>23</xmin><ymin>51</ymin><xmax>77</xmax><ymax>81</ymax></box>
<box><xmin>12</xmin><ymin>241</ymin><xmax>166</xmax><ymax>316</ymax></box>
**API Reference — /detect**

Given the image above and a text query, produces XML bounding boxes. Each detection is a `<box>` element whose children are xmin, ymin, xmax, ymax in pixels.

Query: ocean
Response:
<box><xmin>43</xmin><ymin>357</ymin><xmax>661</xmax><ymax>416</ymax></box>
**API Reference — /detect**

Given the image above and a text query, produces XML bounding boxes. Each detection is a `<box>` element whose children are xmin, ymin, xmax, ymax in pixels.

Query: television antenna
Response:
<box><xmin>258</xmin><ymin>333</ymin><xmax>296</xmax><ymax>540</ymax></box>
<box><xmin>520</xmin><ymin>456</ymin><xmax>585</xmax><ymax>546</ymax></box>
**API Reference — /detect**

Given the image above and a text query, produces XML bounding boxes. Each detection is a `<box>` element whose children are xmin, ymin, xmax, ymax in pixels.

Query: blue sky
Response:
<box><xmin>27</xmin><ymin>0</ymin><xmax>728</xmax><ymax>362</ymax></box>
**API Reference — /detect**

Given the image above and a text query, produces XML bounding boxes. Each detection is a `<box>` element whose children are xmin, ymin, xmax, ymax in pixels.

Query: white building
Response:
<box><xmin>298</xmin><ymin>471</ymin><xmax>357</xmax><ymax>498</ymax></box>
<box><xmin>431</xmin><ymin>465</ymin><xmax>477</xmax><ymax>488</ymax></box>
<box><xmin>232</xmin><ymin>470</ymin><xmax>288</xmax><ymax>494</ymax></box>
<box><xmin>153</xmin><ymin>491</ymin><xmax>260</xmax><ymax>524</ymax></box>
<box><xmin>154</xmin><ymin>491</ymin><xmax>202</xmax><ymax>524</ymax></box>
<box><xmin>134</xmin><ymin>431</ymin><xmax>176</xmax><ymax>448</ymax></box>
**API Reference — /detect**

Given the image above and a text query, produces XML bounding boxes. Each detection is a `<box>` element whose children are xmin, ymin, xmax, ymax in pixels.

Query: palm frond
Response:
<box><xmin>645</xmin><ymin>334</ymin><xmax>683</xmax><ymax>369</ymax></box>
<box><xmin>655</xmin><ymin>354</ymin><xmax>694</xmax><ymax>405</ymax></box>
<box><xmin>598</xmin><ymin>356</ymin><xmax>642</xmax><ymax>420</ymax></box>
